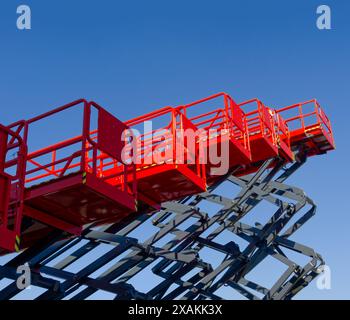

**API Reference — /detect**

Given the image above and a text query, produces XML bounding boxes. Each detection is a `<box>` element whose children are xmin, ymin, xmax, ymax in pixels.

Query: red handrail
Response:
<box><xmin>176</xmin><ymin>93</ymin><xmax>251</xmax><ymax>153</ymax></box>
<box><xmin>276</xmin><ymin>100</ymin><xmax>334</xmax><ymax>142</ymax></box>
<box><xmin>20</xmin><ymin>100</ymin><xmax>136</xmax><ymax>196</ymax></box>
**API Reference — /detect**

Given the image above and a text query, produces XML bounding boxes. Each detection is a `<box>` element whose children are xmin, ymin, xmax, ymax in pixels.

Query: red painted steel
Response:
<box><xmin>122</xmin><ymin>106</ymin><xmax>207</xmax><ymax>205</ymax></box>
<box><xmin>274</xmin><ymin>112</ymin><xmax>294</xmax><ymax>162</ymax></box>
<box><xmin>276</xmin><ymin>99</ymin><xmax>335</xmax><ymax>156</ymax></box>
<box><xmin>23</xmin><ymin>100</ymin><xmax>137</xmax><ymax>232</ymax></box>
<box><xmin>0</xmin><ymin>123</ymin><xmax>27</xmax><ymax>252</ymax></box>
<box><xmin>176</xmin><ymin>93</ymin><xmax>251</xmax><ymax>184</ymax></box>
<box><xmin>238</xmin><ymin>98</ymin><xmax>280</xmax><ymax>163</ymax></box>
<box><xmin>0</xmin><ymin>93</ymin><xmax>335</xmax><ymax>253</ymax></box>
<box><xmin>0</xmin><ymin>100</ymin><xmax>139</xmax><ymax>253</ymax></box>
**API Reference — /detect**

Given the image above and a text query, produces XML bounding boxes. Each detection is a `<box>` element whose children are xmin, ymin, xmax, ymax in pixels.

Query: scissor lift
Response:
<box><xmin>0</xmin><ymin>92</ymin><xmax>335</xmax><ymax>300</ymax></box>
<box><xmin>0</xmin><ymin>152</ymin><xmax>327</xmax><ymax>300</ymax></box>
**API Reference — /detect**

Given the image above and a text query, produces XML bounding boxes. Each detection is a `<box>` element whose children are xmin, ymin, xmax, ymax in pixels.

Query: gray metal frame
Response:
<box><xmin>0</xmin><ymin>156</ymin><xmax>324</xmax><ymax>300</ymax></box>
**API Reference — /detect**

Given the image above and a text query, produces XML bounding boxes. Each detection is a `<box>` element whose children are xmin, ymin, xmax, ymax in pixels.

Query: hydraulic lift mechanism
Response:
<box><xmin>0</xmin><ymin>92</ymin><xmax>335</xmax><ymax>300</ymax></box>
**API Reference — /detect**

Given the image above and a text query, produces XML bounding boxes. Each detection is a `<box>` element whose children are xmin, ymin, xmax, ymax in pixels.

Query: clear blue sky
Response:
<box><xmin>0</xmin><ymin>0</ymin><xmax>349</xmax><ymax>299</ymax></box>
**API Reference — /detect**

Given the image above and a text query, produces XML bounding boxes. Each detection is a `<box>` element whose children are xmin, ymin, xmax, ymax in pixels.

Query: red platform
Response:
<box><xmin>12</xmin><ymin>100</ymin><xmax>137</xmax><ymax>249</ymax></box>
<box><xmin>276</xmin><ymin>99</ymin><xmax>335</xmax><ymax>157</ymax></box>
<box><xmin>0</xmin><ymin>100</ymin><xmax>137</xmax><ymax>250</ymax></box>
<box><xmin>0</xmin><ymin>93</ymin><xmax>336</xmax><ymax>254</ymax></box>
<box><xmin>123</xmin><ymin>106</ymin><xmax>207</xmax><ymax>205</ymax></box>
<box><xmin>25</xmin><ymin>171</ymin><xmax>136</xmax><ymax>229</ymax></box>
<box><xmin>238</xmin><ymin>99</ymin><xmax>280</xmax><ymax>163</ymax></box>
<box><xmin>176</xmin><ymin>93</ymin><xmax>251</xmax><ymax>184</ymax></box>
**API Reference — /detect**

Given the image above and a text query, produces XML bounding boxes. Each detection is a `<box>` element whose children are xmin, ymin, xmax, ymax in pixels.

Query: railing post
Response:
<box><xmin>298</xmin><ymin>104</ymin><xmax>305</xmax><ymax>130</ymax></box>
<box><xmin>172</xmin><ymin>110</ymin><xmax>177</xmax><ymax>165</ymax></box>
<box><xmin>314</xmin><ymin>100</ymin><xmax>321</xmax><ymax>125</ymax></box>
<box><xmin>258</xmin><ymin>101</ymin><xmax>264</xmax><ymax>136</ymax></box>
<box><xmin>223</xmin><ymin>94</ymin><xmax>230</xmax><ymax>130</ymax></box>
<box><xmin>52</xmin><ymin>150</ymin><xmax>56</xmax><ymax>173</ymax></box>
<box><xmin>82</xmin><ymin>101</ymin><xmax>90</xmax><ymax>173</ymax></box>
<box><xmin>0</xmin><ymin>129</ymin><xmax>8</xmax><ymax>172</ymax></box>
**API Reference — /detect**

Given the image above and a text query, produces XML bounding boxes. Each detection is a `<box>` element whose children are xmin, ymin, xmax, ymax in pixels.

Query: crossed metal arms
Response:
<box><xmin>0</xmin><ymin>156</ymin><xmax>324</xmax><ymax>300</ymax></box>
